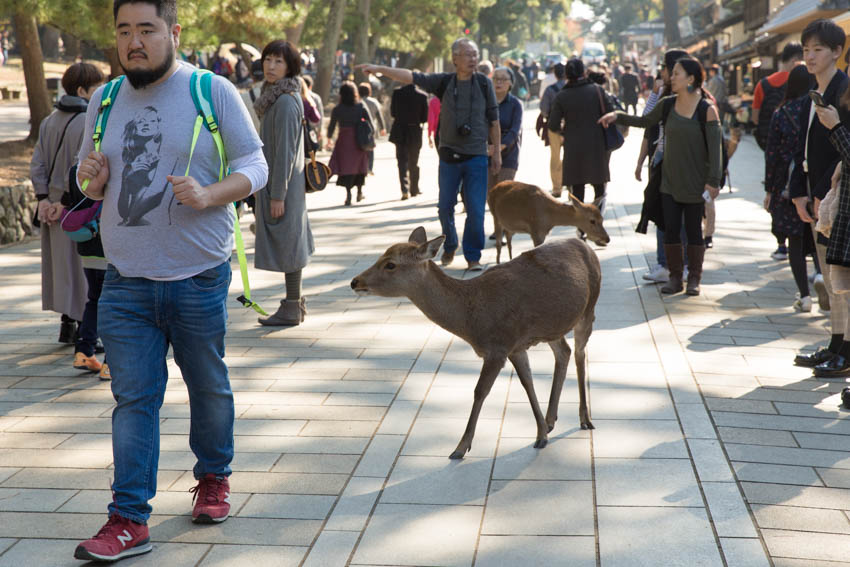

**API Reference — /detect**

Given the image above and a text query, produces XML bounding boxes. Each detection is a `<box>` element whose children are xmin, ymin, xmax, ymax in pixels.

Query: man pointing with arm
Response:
<box><xmin>359</xmin><ymin>37</ymin><xmax>500</xmax><ymax>271</ymax></box>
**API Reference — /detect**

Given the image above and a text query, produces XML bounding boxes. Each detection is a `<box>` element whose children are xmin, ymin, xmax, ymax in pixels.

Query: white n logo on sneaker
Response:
<box><xmin>224</xmin><ymin>492</ymin><xmax>231</xmax><ymax>504</ymax></box>
<box><xmin>116</xmin><ymin>530</ymin><xmax>133</xmax><ymax>548</ymax></box>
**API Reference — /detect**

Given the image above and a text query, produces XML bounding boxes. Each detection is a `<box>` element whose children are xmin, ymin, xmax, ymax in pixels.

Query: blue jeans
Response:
<box><xmin>99</xmin><ymin>261</ymin><xmax>233</xmax><ymax>523</ymax></box>
<box><xmin>437</xmin><ymin>155</ymin><xmax>488</xmax><ymax>262</ymax></box>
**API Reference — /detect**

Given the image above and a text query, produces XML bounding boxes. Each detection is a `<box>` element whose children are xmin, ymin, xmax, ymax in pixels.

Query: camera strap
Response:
<box><xmin>452</xmin><ymin>73</ymin><xmax>476</xmax><ymax>134</ymax></box>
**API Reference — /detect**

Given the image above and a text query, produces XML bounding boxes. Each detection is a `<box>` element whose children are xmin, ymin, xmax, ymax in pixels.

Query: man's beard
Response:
<box><xmin>121</xmin><ymin>44</ymin><xmax>174</xmax><ymax>89</ymax></box>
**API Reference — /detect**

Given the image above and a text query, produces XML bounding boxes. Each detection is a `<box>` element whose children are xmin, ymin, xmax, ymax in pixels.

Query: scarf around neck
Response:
<box><xmin>254</xmin><ymin>76</ymin><xmax>301</xmax><ymax>119</ymax></box>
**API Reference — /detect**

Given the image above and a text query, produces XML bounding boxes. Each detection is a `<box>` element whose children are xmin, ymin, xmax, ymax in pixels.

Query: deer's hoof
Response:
<box><xmin>448</xmin><ymin>449</ymin><xmax>467</xmax><ymax>460</ymax></box>
<box><xmin>533</xmin><ymin>437</ymin><xmax>548</xmax><ymax>449</ymax></box>
<box><xmin>546</xmin><ymin>419</ymin><xmax>556</xmax><ymax>433</ymax></box>
<box><xmin>581</xmin><ymin>420</ymin><xmax>595</xmax><ymax>430</ymax></box>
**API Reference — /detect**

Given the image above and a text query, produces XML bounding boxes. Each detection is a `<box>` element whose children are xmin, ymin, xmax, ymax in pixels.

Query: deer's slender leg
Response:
<box><xmin>506</xmin><ymin>232</ymin><xmax>514</xmax><ymax>260</ymax></box>
<box><xmin>494</xmin><ymin>219</ymin><xmax>503</xmax><ymax>264</ymax></box>
<box><xmin>546</xmin><ymin>338</ymin><xmax>571</xmax><ymax>431</ymax></box>
<box><xmin>509</xmin><ymin>350</ymin><xmax>548</xmax><ymax>448</ymax></box>
<box><xmin>573</xmin><ymin>314</ymin><xmax>594</xmax><ymax>430</ymax></box>
<box><xmin>531</xmin><ymin>232</ymin><xmax>546</xmax><ymax>247</ymax></box>
<box><xmin>450</xmin><ymin>355</ymin><xmax>506</xmax><ymax>459</ymax></box>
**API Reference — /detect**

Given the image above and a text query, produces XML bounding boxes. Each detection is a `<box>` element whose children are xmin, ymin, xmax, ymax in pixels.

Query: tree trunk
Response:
<box><xmin>314</xmin><ymin>0</ymin><xmax>347</xmax><ymax>104</ymax></box>
<box><xmin>103</xmin><ymin>47</ymin><xmax>122</xmax><ymax>79</ymax></box>
<box><xmin>411</xmin><ymin>21</ymin><xmax>448</xmax><ymax>72</ymax></box>
<box><xmin>352</xmin><ymin>0</ymin><xmax>370</xmax><ymax>84</ymax></box>
<box><xmin>283</xmin><ymin>0</ymin><xmax>312</xmax><ymax>47</ymax></box>
<box><xmin>663</xmin><ymin>0</ymin><xmax>681</xmax><ymax>46</ymax></box>
<box><xmin>13</xmin><ymin>12</ymin><xmax>51</xmax><ymax>142</ymax></box>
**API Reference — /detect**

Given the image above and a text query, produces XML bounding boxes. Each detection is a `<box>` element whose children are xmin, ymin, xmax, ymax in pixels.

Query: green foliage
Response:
<box><xmin>479</xmin><ymin>0</ymin><xmax>569</xmax><ymax>49</ymax></box>
<box><xmin>586</xmin><ymin>0</ymin><xmax>661</xmax><ymax>42</ymax></box>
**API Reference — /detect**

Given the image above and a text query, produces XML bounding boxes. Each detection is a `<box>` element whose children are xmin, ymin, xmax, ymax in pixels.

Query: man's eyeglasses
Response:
<box><xmin>494</xmin><ymin>77</ymin><xmax>511</xmax><ymax>83</ymax></box>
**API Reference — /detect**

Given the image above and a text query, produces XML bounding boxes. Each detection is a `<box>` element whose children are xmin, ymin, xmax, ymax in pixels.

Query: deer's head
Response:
<box><xmin>351</xmin><ymin>227</ymin><xmax>446</xmax><ymax>297</ymax></box>
<box><xmin>567</xmin><ymin>193</ymin><xmax>610</xmax><ymax>247</ymax></box>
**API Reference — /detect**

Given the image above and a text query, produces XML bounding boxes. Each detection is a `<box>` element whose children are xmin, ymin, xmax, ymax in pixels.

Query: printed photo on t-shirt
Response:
<box><xmin>117</xmin><ymin>106</ymin><xmax>179</xmax><ymax>226</ymax></box>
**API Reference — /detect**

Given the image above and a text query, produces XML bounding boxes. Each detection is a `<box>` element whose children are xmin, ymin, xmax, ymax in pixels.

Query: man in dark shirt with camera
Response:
<box><xmin>358</xmin><ymin>38</ymin><xmax>501</xmax><ymax>271</ymax></box>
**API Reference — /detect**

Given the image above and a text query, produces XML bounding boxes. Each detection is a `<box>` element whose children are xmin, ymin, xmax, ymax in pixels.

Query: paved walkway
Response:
<box><xmin>0</xmin><ymin>101</ymin><xmax>30</xmax><ymax>142</ymax></box>
<box><xmin>0</xmin><ymin>108</ymin><xmax>848</xmax><ymax>566</ymax></box>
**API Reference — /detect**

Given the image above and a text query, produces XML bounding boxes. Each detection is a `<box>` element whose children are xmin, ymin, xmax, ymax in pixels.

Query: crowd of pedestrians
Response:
<box><xmin>22</xmin><ymin>0</ymin><xmax>850</xmax><ymax>559</ymax></box>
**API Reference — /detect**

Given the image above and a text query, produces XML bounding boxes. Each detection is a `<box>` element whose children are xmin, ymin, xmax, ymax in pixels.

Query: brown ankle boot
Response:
<box><xmin>661</xmin><ymin>244</ymin><xmax>684</xmax><ymax>294</ymax></box>
<box><xmin>258</xmin><ymin>300</ymin><xmax>303</xmax><ymax>326</ymax></box>
<box><xmin>686</xmin><ymin>244</ymin><xmax>706</xmax><ymax>296</ymax></box>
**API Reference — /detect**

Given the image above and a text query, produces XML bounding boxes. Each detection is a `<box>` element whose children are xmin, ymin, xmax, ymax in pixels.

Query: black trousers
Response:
<box><xmin>570</xmin><ymin>183</ymin><xmax>606</xmax><ymax>203</ymax></box>
<box><xmin>396</xmin><ymin>140</ymin><xmax>422</xmax><ymax>195</ymax></box>
<box><xmin>661</xmin><ymin>192</ymin><xmax>704</xmax><ymax>246</ymax></box>
<box><xmin>76</xmin><ymin>267</ymin><xmax>105</xmax><ymax>357</ymax></box>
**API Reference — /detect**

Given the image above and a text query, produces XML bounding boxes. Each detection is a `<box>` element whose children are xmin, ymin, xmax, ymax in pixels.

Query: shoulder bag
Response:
<box><xmin>596</xmin><ymin>86</ymin><xmax>624</xmax><ymax>151</ymax></box>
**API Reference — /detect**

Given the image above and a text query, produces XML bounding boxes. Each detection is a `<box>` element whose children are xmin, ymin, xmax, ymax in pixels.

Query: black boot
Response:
<box><xmin>686</xmin><ymin>244</ymin><xmax>706</xmax><ymax>296</ymax></box>
<box><xmin>344</xmin><ymin>188</ymin><xmax>352</xmax><ymax>206</ymax></box>
<box><xmin>356</xmin><ymin>187</ymin><xmax>365</xmax><ymax>202</ymax></box>
<box><xmin>661</xmin><ymin>244</ymin><xmax>684</xmax><ymax>294</ymax></box>
<box><xmin>59</xmin><ymin>319</ymin><xmax>77</xmax><ymax>344</ymax></box>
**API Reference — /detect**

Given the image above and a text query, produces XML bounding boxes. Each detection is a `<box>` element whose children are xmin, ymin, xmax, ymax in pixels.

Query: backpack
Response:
<box><xmin>61</xmin><ymin>164</ymin><xmax>105</xmax><ymax>258</ymax></box>
<box><xmin>660</xmin><ymin>97</ymin><xmax>730</xmax><ymax>188</ymax></box>
<box><xmin>755</xmin><ymin>77</ymin><xmax>785</xmax><ymax>150</ymax></box>
<box><xmin>80</xmin><ymin>69</ymin><xmax>267</xmax><ymax>315</ymax></box>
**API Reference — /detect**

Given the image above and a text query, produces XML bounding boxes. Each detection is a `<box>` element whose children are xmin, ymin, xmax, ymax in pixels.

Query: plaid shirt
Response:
<box><xmin>827</xmin><ymin>125</ymin><xmax>850</xmax><ymax>266</ymax></box>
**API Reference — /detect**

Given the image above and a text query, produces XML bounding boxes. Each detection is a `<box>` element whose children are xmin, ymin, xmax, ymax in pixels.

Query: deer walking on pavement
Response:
<box><xmin>488</xmin><ymin>181</ymin><xmax>610</xmax><ymax>264</ymax></box>
<box><xmin>350</xmin><ymin>227</ymin><xmax>601</xmax><ymax>459</ymax></box>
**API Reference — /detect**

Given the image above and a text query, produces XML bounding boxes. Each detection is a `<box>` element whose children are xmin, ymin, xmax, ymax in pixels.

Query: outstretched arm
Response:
<box><xmin>357</xmin><ymin>64</ymin><xmax>413</xmax><ymax>85</ymax></box>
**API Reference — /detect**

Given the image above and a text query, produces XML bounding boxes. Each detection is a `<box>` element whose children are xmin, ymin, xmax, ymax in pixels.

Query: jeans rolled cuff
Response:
<box><xmin>108</xmin><ymin>507</ymin><xmax>148</xmax><ymax>525</ymax></box>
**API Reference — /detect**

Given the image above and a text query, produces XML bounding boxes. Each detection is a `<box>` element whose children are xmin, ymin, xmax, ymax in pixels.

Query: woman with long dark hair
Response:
<box><xmin>327</xmin><ymin>81</ymin><xmax>371</xmax><ymax>205</ymax></box>
<box><xmin>253</xmin><ymin>39</ymin><xmax>315</xmax><ymax>326</ymax></box>
<box><xmin>600</xmin><ymin>56</ymin><xmax>723</xmax><ymax>296</ymax></box>
<box><xmin>765</xmin><ymin>64</ymin><xmax>817</xmax><ymax>311</ymax></box>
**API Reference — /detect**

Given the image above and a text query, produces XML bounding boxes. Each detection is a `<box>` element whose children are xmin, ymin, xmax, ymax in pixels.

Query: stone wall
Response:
<box><xmin>0</xmin><ymin>181</ymin><xmax>38</xmax><ymax>245</ymax></box>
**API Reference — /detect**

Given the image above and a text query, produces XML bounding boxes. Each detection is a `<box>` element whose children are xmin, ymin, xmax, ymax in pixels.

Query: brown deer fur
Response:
<box><xmin>488</xmin><ymin>181</ymin><xmax>610</xmax><ymax>264</ymax></box>
<box><xmin>350</xmin><ymin>227</ymin><xmax>601</xmax><ymax>459</ymax></box>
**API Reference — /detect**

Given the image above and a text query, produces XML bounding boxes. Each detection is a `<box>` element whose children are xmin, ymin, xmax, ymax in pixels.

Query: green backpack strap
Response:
<box><xmin>187</xmin><ymin>69</ymin><xmax>266</xmax><ymax>316</ymax></box>
<box><xmin>81</xmin><ymin>75</ymin><xmax>124</xmax><ymax>192</ymax></box>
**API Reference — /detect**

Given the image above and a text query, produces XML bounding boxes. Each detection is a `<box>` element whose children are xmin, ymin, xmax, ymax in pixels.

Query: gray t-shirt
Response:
<box><xmin>412</xmin><ymin>72</ymin><xmax>498</xmax><ymax>156</ymax></box>
<box><xmin>78</xmin><ymin>62</ymin><xmax>262</xmax><ymax>280</ymax></box>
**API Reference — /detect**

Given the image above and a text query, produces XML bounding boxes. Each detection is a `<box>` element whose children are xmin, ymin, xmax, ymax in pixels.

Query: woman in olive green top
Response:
<box><xmin>600</xmin><ymin>57</ymin><xmax>723</xmax><ymax>296</ymax></box>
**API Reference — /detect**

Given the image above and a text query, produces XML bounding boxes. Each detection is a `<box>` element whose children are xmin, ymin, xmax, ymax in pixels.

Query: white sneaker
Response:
<box><xmin>793</xmin><ymin>294</ymin><xmax>812</xmax><ymax>313</ymax></box>
<box><xmin>813</xmin><ymin>273</ymin><xmax>831</xmax><ymax>312</ymax></box>
<box><xmin>642</xmin><ymin>264</ymin><xmax>669</xmax><ymax>283</ymax></box>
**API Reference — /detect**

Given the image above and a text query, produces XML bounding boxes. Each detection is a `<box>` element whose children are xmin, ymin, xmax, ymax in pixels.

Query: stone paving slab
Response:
<box><xmin>2</xmin><ymin>108</ymin><xmax>842</xmax><ymax>565</ymax></box>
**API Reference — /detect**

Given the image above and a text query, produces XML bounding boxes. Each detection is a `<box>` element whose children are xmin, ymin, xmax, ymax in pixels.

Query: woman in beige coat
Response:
<box><xmin>30</xmin><ymin>62</ymin><xmax>104</xmax><ymax>343</ymax></box>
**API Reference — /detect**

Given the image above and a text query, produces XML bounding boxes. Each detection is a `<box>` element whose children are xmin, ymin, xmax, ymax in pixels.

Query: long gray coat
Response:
<box><xmin>30</xmin><ymin>96</ymin><xmax>89</xmax><ymax>321</ymax></box>
<box><xmin>255</xmin><ymin>91</ymin><xmax>315</xmax><ymax>273</ymax></box>
<box><xmin>547</xmin><ymin>80</ymin><xmax>612</xmax><ymax>187</ymax></box>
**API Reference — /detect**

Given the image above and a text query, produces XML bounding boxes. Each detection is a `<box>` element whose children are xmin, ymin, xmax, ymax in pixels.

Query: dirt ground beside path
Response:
<box><xmin>0</xmin><ymin>139</ymin><xmax>33</xmax><ymax>185</ymax></box>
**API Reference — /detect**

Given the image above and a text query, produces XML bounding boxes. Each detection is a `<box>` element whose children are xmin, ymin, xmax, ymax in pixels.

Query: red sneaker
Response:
<box><xmin>74</xmin><ymin>514</ymin><xmax>151</xmax><ymax>562</ymax></box>
<box><xmin>190</xmin><ymin>474</ymin><xmax>231</xmax><ymax>523</ymax></box>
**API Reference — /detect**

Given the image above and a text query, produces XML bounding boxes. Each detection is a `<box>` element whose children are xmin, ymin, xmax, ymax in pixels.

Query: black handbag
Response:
<box><xmin>596</xmin><ymin>86</ymin><xmax>624</xmax><ymax>151</ymax></box>
<box><xmin>355</xmin><ymin>108</ymin><xmax>376</xmax><ymax>151</ymax></box>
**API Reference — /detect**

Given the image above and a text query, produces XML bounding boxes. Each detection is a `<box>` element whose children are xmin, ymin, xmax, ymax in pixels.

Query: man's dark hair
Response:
<box><xmin>62</xmin><ymin>62</ymin><xmax>104</xmax><ymax>97</ymax></box>
<box><xmin>553</xmin><ymin>62</ymin><xmax>565</xmax><ymax>80</ymax></box>
<box><xmin>339</xmin><ymin>81</ymin><xmax>358</xmax><ymax>105</ymax></box>
<box><xmin>113</xmin><ymin>0</ymin><xmax>177</xmax><ymax>27</ymax></box>
<box><xmin>781</xmin><ymin>42</ymin><xmax>804</xmax><ymax>63</ymax></box>
<box><xmin>261</xmin><ymin>40</ymin><xmax>301</xmax><ymax>78</ymax></box>
<box><xmin>357</xmin><ymin>82</ymin><xmax>372</xmax><ymax>98</ymax></box>
<box><xmin>663</xmin><ymin>49</ymin><xmax>688</xmax><ymax>70</ymax></box>
<box><xmin>565</xmin><ymin>58</ymin><xmax>584</xmax><ymax>82</ymax></box>
<box><xmin>303</xmin><ymin>74</ymin><xmax>313</xmax><ymax>88</ymax></box>
<box><xmin>588</xmin><ymin>71</ymin><xmax>606</xmax><ymax>86</ymax></box>
<box><xmin>624</xmin><ymin>63</ymin><xmax>632</xmax><ymax>71</ymax></box>
<box><xmin>801</xmin><ymin>19</ymin><xmax>845</xmax><ymax>52</ymax></box>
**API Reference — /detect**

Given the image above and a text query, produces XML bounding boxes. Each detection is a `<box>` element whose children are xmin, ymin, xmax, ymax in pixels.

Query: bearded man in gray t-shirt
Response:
<box><xmin>73</xmin><ymin>0</ymin><xmax>268</xmax><ymax>562</ymax></box>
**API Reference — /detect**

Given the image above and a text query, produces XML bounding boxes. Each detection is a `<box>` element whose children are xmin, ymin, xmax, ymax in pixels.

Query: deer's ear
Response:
<box><xmin>417</xmin><ymin>235</ymin><xmax>445</xmax><ymax>260</ymax></box>
<box><xmin>409</xmin><ymin>226</ymin><xmax>427</xmax><ymax>245</ymax></box>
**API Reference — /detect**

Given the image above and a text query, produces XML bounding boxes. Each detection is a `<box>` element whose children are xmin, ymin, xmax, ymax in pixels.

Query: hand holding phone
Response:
<box><xmin>810</xmin><ymin>90</ymin><xmax>827</xmax><ymax>107</ymax></box>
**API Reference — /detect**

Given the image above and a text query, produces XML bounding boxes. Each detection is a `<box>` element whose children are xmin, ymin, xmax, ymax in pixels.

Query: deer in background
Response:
<box><xmin>351</xmin><ymin>227</ymin><xmax>601</xmax><ymax>459</ymax></box>
<box><xmin>488</xmin><ymin>181</ymin><xmax>610</xmax><ymax>264</ymax></box>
